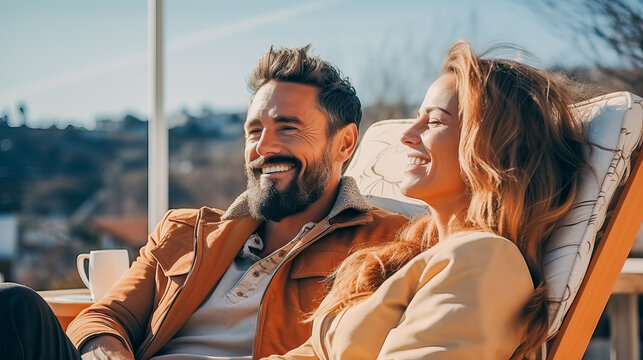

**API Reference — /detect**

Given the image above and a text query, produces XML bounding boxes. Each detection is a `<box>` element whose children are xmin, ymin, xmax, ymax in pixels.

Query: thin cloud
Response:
<box><xmin>0</xmin><ymin>0</ymin><xmax>338</xmax><ymax>101</ymax></box>
<box><xmin>168</xmin><ymin>1</ymin><xmax>335</xmax><ymax>52</ymax></box>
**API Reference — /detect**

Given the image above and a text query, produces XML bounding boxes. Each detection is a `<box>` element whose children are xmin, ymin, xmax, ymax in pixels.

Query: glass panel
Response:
<box><xmin>2</xmin><ymin>1</ymin><xmax>634</xmax><ymax>302</ymax></box>
<box><xmin>165</xmin><ymin>0</ymin><xmax>604</xmax><ymax>210</ymax></box>
<box><xmin>0</xmin><ymin>1</ymin><xmax>147</xmax><ymax>289</ymax></box>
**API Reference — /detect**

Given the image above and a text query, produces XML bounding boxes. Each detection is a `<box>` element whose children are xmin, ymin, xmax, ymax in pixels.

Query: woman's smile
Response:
<box><xmin>399</xmin><ymin>73</ymin><xmax>466</xmax><ymax>206</ymax></box>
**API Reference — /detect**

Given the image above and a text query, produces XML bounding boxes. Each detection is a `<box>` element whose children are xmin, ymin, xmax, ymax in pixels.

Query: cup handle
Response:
<box><xmin>76</xmin><ymin>253</ymin><xmax>91</xmax><ymax>289</ymax></box>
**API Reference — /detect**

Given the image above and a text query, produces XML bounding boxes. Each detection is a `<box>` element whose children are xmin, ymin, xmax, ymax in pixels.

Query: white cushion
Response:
<box><xmin>545</xmin><ymin>92</ymin><xmax>642</xmax><ymax>336</ymax></box>
<box><xmin>345</xmin><ymin>119</ymin><xmax>428</xmax><ymax>218</ymax></box>
<box><xmin>345</xmin><ymin>91</ymin><xmax>643</xmax><ymax>338</ymax></box>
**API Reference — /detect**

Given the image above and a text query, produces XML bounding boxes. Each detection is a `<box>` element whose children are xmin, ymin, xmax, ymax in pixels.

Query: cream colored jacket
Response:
<box><xmin>265</xmin><ymin>231</ymin><xmax>534</xmax><ymax>360</ymax></box>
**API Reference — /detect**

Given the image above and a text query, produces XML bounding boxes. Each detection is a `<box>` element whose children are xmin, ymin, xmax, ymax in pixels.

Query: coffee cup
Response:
<box><xmin>76</xmin><ymin>249</ymin><xmax>130</xmax><ymax>301</ymax></box>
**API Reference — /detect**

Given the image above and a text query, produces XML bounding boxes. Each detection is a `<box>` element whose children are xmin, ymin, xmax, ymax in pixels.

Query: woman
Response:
<box><xmin>267</xmin><ymin>41</ymin><xmax>587</xmax><ymax>359</ymax></box>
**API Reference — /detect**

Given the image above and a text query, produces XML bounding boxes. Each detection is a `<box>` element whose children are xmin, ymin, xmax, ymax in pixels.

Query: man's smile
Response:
<box><xmin>260</xmin><ymin>163</ymin><xmax>297</xmax><ymax>183</ymax></box>
<box><xmin>261</xmin><ymin>163</ymin><xmax>294</xmax><ymax>175</ymax></box>
<box><xmin>248</xmin><ymin>156</ymin><xmax>301</xmax><ymax>186</ymax></box>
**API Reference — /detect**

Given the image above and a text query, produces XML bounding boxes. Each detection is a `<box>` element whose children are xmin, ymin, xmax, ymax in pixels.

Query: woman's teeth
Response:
<box><xmin>408</xmin><ymin>157</ymin><xmax>430</xmax><ymax>165</ymax></box>
<box><xmin>262</xmin><ymin>164</ymin><xmax>293</xmax><ymax>174</ymax></box>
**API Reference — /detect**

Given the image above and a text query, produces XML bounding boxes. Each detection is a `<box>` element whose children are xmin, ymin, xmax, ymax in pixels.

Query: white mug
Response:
<box><xmin>76</xmin><ymin>249</ymin><xmax>130</xmax><ymax>301</ymax></box>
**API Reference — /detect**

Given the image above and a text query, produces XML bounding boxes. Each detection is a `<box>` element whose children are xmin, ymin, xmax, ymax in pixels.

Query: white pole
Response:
<box><xmin>148</xmin><ymin>0</ymin><xmax>168</xmax><ymax>234</ymax></box>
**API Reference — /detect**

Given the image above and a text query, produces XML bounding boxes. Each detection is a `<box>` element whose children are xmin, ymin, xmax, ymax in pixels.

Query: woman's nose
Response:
<box><xmin>400</xmin><ymin>122</ymin><xmax>422</xmax><ymax>146</ymax></box>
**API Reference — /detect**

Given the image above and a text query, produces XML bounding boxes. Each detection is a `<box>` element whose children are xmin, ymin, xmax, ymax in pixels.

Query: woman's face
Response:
<box><xmin>400</xmin><ymin>74</ymin><xmax>467</xmax><ymax>206</ymax></box>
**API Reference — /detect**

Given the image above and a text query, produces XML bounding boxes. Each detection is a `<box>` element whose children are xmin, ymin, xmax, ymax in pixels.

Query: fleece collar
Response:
<box><xmin>221</xmin><ymin>176</ymin><xmax>371</xmax><ymax>221</ymax></box>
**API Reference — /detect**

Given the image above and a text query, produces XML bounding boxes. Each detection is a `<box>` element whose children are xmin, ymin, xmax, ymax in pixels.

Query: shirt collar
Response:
<box><xmin>237</xmin><ymin>222</ymin><xmax>316</xmax><ymax>262</ymax></box>
<box><xmin>221</xmin><ymin>176</ymin><xmax>371</xmax><ymax>221</ymax></box>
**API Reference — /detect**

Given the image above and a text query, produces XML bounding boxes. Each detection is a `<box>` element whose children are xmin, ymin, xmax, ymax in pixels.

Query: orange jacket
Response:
<box><xmin>66</xmin><ymin>185</ymin><xmax>406</xmax><ymax>359</ymax></box>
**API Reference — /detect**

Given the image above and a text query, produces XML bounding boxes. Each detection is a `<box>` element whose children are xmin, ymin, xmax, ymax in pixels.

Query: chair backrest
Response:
<box><xmin>547</xmin><ymin>93</ymin><xmax>643</xmax><ymax>359</ymax></box>
<box><xmin>344</xmin><ymin>119</ymin><xmax>427</xmax><ymax>218</ymax></box>
<box><xmin>344</xmin><ymin>91</ymin><xmax>643</xmax><ymax>358</ymax></box>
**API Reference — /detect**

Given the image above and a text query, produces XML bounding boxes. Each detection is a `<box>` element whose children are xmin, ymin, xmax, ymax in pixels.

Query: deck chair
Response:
<box><xmin>344</xmin><ymin>91</ymin><xmax>643</xmax><ymax>359</ymax></box>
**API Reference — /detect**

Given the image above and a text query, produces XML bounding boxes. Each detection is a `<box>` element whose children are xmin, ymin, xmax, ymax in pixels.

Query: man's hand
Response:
<box><xmin>80</xmin><ymin>335</ymin><xmax>134</xmax><ymax>360</ymax></box>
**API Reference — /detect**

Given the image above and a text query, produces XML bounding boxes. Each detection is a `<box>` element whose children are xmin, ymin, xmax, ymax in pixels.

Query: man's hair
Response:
<box><xmin>248</xmin><ymin>45</ymin><xmax>361</xmax><ymax>137</ymax></box>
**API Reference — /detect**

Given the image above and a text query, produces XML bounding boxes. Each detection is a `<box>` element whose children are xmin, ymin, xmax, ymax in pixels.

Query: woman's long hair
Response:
<box><xmin>310</xmin><ymin>41</ymin><xmax>588</xmax><ymax>359</ymax></box>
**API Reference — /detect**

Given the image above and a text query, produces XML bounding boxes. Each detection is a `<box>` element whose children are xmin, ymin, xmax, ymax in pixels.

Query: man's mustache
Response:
<box><xmin>246</xmin><ymin>155</ymin><xmax>301</xmax><ymax>171</ymax></box>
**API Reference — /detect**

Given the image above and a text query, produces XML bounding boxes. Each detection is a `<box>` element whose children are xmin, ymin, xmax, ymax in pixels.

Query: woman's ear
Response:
<box><xmin>334</xmin><ymin>123</ymin><xmax>358</xmax><ymax>163</ymax></box>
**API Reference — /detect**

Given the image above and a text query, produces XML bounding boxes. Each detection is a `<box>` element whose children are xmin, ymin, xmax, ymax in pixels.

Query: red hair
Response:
<box><xmin>310</xmin><ymin>41</ymin><xmax>588</xmax><ymax>359</ymax></box>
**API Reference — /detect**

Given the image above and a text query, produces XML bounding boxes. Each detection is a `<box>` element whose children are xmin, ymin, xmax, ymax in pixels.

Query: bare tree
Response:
<box><xmin>529</xmin><ymin>0</ymin><xmax>642</xmax><ymax>94</ymax></box>
<box><xmin>17</xmin><ymin>102</ymin><xmax>27</xmax><ymax>127</ymax></box>
<box><xmin>356</xmin><ymin>4</ymin><xmax>483</xmax><ymax>131</ymax></box>
<box><xmin>357</xmin><ymin>35</ymin><xmax>434</xmax><ymax>131</ymax></box>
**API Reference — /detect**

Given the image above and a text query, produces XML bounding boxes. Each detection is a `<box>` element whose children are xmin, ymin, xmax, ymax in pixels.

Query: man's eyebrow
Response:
<box><xmin>418</xmin><ymin>106</ymin><xmax>452</xmax><ymax>117</ymax></box>
<box><xmin>244</xmin><ymin>116</ymin><xmax>303</xmax><ymax>130</ymax></box>
<box><xmin>274</xmin><ymin>116</ymin><xmax>303</xmax><ymax>125</ymax></box>
<box><xmin>244</xmin><ymin>118</ymin><xmax>261</xmax><ymax>129</ymax></box>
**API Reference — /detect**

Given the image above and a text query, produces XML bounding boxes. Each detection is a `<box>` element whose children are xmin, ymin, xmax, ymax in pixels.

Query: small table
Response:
<box><xmin>39</xmin><ymin>288</ymin><xmax>93</xmax><ymax>331</ymax></box>
<box><xmin>609</xmin><ymin>258</ymin><xmax>643</xmax><ymax>360</ymax></box>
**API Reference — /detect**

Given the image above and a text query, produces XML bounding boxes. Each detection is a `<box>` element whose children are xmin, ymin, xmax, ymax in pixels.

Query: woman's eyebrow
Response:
<box><xmin>418</xmin><ymin>106</ymin><xmax>452</xmax><ymax>117</ymax></box>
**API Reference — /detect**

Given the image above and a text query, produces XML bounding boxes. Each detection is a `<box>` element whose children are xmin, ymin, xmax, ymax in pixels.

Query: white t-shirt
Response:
<box><xmin>150</xmin><ymin>222</ymin><xmax>315</xmax><ymax>360</ymax></box>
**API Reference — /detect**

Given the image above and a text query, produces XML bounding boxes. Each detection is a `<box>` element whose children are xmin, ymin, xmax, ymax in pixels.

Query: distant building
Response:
<box><xmin>0</xmin><ymin>213</ymin><xmax>18</xmax><ymax>281</ymax></box>
<box><xmin>92</xmin><ymin>216</ymin><xmax>148</xmax><ymax>258</ymax></box>
<box><xmin>95</xmin><ymin>118</ymin><xmax>121</xmax><ymax>132</ymax></box>
<box><xmin>170</xmin><ymin>111</ymin><xmax>244</xmax><ymax>139</ymax></box>
<box><xmin>94</xmin><ymin>115</ymin><xmax>147</xmax><ymax>140</ymax></box>
<box><xmin>0</xmin><ymin>214</ymin><xmax>18</xmax><ymax>257</ymax></box>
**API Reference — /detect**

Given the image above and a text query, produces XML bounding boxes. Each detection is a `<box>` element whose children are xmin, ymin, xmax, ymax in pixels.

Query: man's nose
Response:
<box><xmin>255</xmin><ymin>129</ymin><xmax>281</xmax><ymax>157</ymax></box>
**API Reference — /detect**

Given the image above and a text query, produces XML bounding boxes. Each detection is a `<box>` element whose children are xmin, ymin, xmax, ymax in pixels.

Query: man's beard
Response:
<box><xmin>245</xmin><ymin>146</ymin><xmax>332</xmax><ymax>222</ymax></box>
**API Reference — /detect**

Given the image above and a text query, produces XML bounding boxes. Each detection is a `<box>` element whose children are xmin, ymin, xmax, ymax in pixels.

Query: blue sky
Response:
<box><xmin>0</xmin><ymin>0</ymin><xmax>616</xmax><ymax>128</ymax></box>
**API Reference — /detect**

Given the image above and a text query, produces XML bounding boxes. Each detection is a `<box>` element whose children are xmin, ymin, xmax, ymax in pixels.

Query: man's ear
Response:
<box><xmin>334</xmin><ymin>123</ymin><xmax>358</xmax><ymax>163</ymax></box>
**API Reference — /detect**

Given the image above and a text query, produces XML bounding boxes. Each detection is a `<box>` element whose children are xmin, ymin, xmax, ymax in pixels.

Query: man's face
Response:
<box><xmin>244</xmin><ymin>81</ymin><xmax>333</xmax><ymax>222</ymax></box>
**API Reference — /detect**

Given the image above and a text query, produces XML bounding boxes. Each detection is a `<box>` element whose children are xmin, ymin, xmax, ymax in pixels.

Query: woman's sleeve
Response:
<box><xmin>262</xmin><ymin>337</ymin><xmax>320</xmax><ymax>360</ymax></box>
<box><xmin>377</xmin><ymin>236</ymin><xmax>534</xmax><ymax>360</ymax></box>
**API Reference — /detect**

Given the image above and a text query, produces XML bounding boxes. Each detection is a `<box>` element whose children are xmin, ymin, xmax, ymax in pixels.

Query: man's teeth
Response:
<box><xmin>262</xmin><ymin>164</ymin><xmax>293</xmax><ymax>174</ymax></box>
<box><xmin>408</xmin><ymin>157</ymin><xmax>430</xmax><ymax>165</ymax></box>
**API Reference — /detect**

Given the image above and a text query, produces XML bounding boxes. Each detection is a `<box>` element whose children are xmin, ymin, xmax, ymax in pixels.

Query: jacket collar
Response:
<box><xmin>221</xmin><ymin>176</ymin><xmax>371</xmax><ymax>222</ymax></box>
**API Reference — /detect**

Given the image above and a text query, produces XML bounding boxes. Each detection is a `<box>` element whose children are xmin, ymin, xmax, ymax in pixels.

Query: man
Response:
<box><xmin>0</xmin><ymin>46</ymin><xmax>406</xmax><ymax>360</ymax></box>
